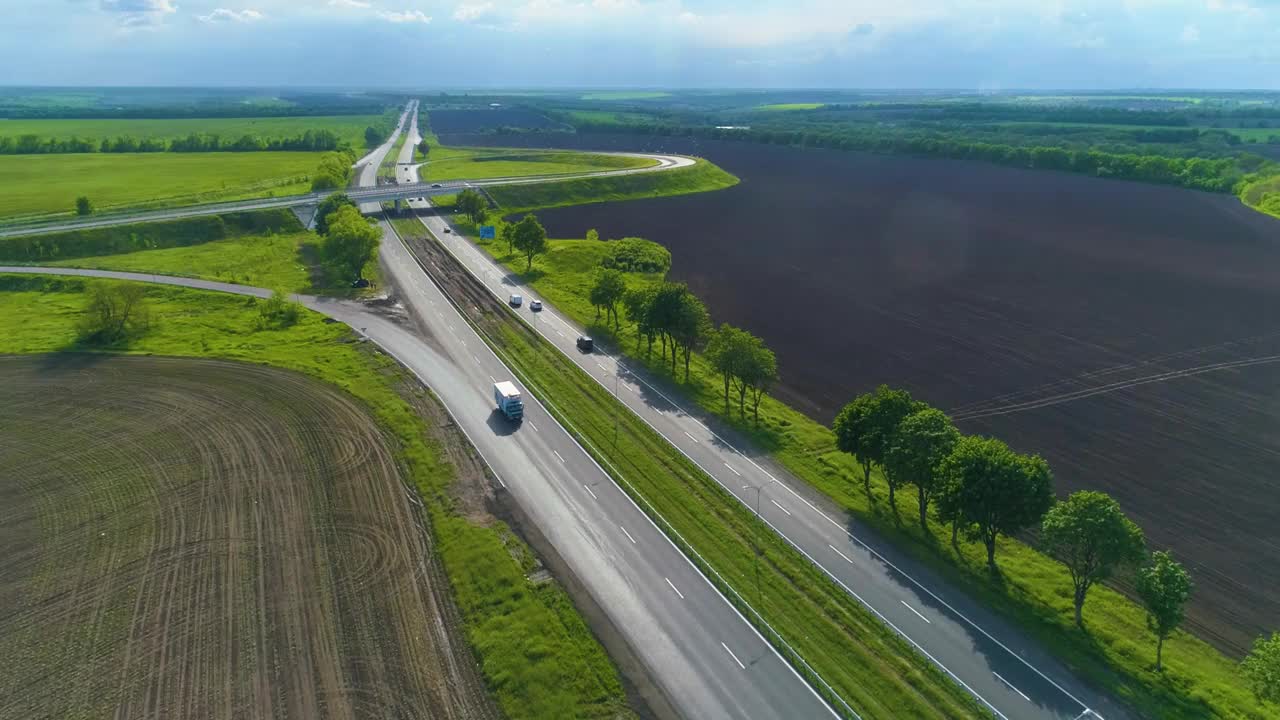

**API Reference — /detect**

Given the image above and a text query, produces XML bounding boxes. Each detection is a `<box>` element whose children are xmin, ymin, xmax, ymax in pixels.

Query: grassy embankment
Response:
<box><xmin>0</xmin><ymin>152</ymin><xmax>320</xmax><ymax>221</ymax></box>
<box><xmin>0</xmin><ymin>115</ymin><xmax>382</xmax><ymax>150</ymax></box>
<box><xmin>1238</xmin><ymin>174</ymin><xmax>1280</xmax><ymax>220</ymax></box>
<box><xmin>388</xmin><ymin>216</ymin><xmax>989</xmax><ymax>720</ymax></box>
<box><xmin>483</xmin><ymin>156</ymin><xmax>738</xmax><ymax>213</ymax></box>
<box><xmin>445</xmin><ymin>205</ymin><xmax>1272</xmax><ymax>719</ymax></box>
<box><xmin>0</xmin><ymin>211</ymin><xmax>376</xmax><ymax>297</ymax></box>
<box><xmin>0</xmin><ymin>271</ymin><xmax>631</xmax><ymax>720</ymax></box>
<box><xmin>422</xmin><ymin>148</ymin><xmax>656</xmax><ymax>182</ymax></box>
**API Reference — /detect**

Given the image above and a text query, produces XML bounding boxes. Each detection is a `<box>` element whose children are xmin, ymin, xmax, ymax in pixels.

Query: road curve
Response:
<box><xmin>0</xmin><ymin>261</ymin><xmax>840</xmax><ymax>720</ymax></box>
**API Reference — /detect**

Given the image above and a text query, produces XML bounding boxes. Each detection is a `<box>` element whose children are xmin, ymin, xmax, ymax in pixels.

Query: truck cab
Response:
<box><xmin>493</xmin><ymin>381</ymin><xmax>524</xmax><ymax>421</ymax></box>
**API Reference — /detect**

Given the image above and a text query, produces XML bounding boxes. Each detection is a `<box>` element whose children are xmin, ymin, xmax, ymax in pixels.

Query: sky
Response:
<box><xmin>1</xmin><ymin>0</ymin><xmax>1279</xmax><ymax>89</ymax></box>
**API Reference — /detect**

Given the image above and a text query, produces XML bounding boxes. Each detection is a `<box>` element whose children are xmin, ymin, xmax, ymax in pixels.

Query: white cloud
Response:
<box><xmin>198</xmin><ymin>8</ymin><xmax>265</xmax><ymax>23</ymax></box>
<box><xmin>378</xmin><ymin>9</ymin><xmax>432</xmax><ymax>23</ymax></box>
<box><xmin>328</xmin><ymin>0</ymin><xmax>371</xmax><ymax>8</ymax></box>
<box><xmin>99</xmin><ymin>0</ymin><xmax>177</xmax><ymax>27</ymax></box>
<box><xmin>1180</xmin><ymin>23</ymin><xmax>1200</xmax><ymax>42</ymax></box>
<box><xmin>453</xmin><ymin>1</ymin><xmax>494</xmax><ymax>21</ymax></box>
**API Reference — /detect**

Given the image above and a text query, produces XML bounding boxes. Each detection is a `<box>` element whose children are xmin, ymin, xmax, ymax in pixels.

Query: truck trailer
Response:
<box><xmin>493</xmin><ymin>381</ymin><xmax>524</xmax><ymax>421</ymax></box>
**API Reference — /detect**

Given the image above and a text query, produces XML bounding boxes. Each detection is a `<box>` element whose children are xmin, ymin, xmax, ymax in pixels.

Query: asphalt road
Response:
<box><xmin>396</xmin><ymin>159</ymin><xmax>1133</xmax><ymax>720</ymax></box>
<box><xmin>0</xmin><ymin>260</ymin><xmax>839</xmax><ymax>720</ymax></box>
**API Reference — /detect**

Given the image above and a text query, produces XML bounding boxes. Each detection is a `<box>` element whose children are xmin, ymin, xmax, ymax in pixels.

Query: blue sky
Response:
<box><xmin>2</xmin><ymin>0</ymin><xmax>1279</xmax><ymax>88</ymax></box>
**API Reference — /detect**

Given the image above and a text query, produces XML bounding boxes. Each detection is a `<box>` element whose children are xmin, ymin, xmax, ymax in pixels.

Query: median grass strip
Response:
<box><xmin>392</xmin><ymin>219</ymin><xmax>990</xmax><ymax>720</ymax></box>
<box><xmin>0</xmin><ymin>273</ymin><xmax>632</xmax><ymax>720</ymax></box>
<box><xmin>422</xmin><ymin>149</ymin><xmax>656</xmax><ymax>182</ymax></box>
<box><xmin>450</xmin><ymin>224</ymin><xmax>1271</xmax><ymax>720</ymax></box>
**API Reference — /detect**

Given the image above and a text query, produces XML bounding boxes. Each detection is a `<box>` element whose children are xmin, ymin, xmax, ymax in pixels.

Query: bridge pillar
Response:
<box><xmin>394</xmin><ymin>198</ymin><xmax>402</xmax><ymax>213</ymax></box>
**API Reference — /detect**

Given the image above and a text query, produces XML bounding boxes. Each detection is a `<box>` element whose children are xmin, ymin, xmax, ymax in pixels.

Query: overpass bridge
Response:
<box><xmin>0</xmin><ymin>153</ymin><xmax>694</xmax><ymax>239</ymax></box>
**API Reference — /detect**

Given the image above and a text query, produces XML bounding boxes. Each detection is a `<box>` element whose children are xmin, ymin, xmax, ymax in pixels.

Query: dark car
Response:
<box><xmin>530</xmin><ymin>300</ymin><xmax>542</xmax><ymax>312</ymax></box>
<box><xmin>576</xmin><ymin>335</ymin><xmax>594</xmax><ymax>352</ymax></box>
<box><xmin>431</xmin><ymin>183</ymin><xmax>442</xmax><ymax>188</ymax></box>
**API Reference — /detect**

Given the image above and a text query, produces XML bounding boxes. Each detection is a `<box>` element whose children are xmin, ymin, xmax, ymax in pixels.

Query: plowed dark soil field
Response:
<box><xmin>443</xmin><ymin>132</ymin><xmax>1280</xmax><ymax>655</ymax></box>
<box><xmin>0</xmin><ymin>355</ymin><xmax>498</xmax><ymax>720</ymax></box>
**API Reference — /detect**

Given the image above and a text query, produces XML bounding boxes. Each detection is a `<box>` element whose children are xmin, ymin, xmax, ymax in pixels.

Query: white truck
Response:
<box><xmin>493</xmin><ymin>381</ymin><xmax>524</xmax><ymax>421</ymax></box>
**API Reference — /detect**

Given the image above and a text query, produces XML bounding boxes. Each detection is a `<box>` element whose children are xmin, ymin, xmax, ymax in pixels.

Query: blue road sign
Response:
<box><xmin>480</xmin><ymin>225</ymin><xmax>496</xmax><ymax>239</ymax></box>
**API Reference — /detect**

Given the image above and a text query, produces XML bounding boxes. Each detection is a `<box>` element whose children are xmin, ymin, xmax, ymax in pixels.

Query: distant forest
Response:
<box><xmin>0</xmin><ymin>129</ymin><xmax>346</xmax><ymax>155</ymax></box>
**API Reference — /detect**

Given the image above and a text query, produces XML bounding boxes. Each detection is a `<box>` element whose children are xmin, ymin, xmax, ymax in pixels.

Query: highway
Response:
<box><xmin>396</xmin><ymin>147</ymin><xmax>1132</xmax><ymax>720</ymax></box>
<box><xmin>0</xmin><ymin>260</ymin><xmax>839</xmax><ymax>720</ymax></box>
<box><xmin>2</xmin><ymin>99</ymin><xmax>1136</xmax><ymax>720</ymax></box>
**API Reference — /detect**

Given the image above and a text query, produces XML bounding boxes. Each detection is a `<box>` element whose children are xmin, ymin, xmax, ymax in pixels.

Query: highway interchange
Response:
<box><xmin>4</xmin><ymin>100</ymin><xmax>1133</xmax><ymax>720</ymax></box>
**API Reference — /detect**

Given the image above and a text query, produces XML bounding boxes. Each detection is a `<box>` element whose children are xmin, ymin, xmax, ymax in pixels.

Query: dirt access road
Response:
<box><xmin>0</xmin><ymin>355</ymin><xmax>498</xmax><ymax>720</ymax></box>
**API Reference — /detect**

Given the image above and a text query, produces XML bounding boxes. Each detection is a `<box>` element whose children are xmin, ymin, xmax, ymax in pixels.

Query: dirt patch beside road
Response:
<box><xmin>0</xmin><ymin>354</ymin><xmax>499</xmax><ymax>720</ymax></box>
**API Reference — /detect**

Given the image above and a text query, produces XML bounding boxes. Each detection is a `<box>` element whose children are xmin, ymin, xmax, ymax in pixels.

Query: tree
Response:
<box><xmin>936</xmin><ymin>436</ymin><xmax>1054</xmax><ymax>569</ymax></box>
<box><xmin>322</xmin><ymin>205</ymin><xmax>380</xmax><ymax>282</ymax></box>
<box><xmin>832</xmin><ymin>386</ymin><xmax>921</xmax><ymax>500</ymax></box>
<box><xmin>511</xmin><ymin>214</ymin><xmax>547</xmax><ymax>271</ymax></box>
<box><xmin>79</xmin><ymin>281</ymin><xmax>149</xmax><ymax>344</ymax></box>
<box><xmin>314</xmin><ymin>193</ymin><xmax>356</xmax><ymax>235</ymax></box>
<box><xmin>589</xmin><ymin>269</ymin><xmax>626</xmax><ymax>328</ymax></box>
<box><xmin>258</xmin><ymin>289</ymin><xmax>301</xmax><ymax>328</ymax></box>
<box><xmin>742</xmin><ymin>341</ymin><xmax>777</xmax><ymax>423</ymax></box>
<box><xmin>884</xmin><ymin>408</ymin><xmax>960</xmax><ymax>531</ymax></box>
<box><xmin>671</xmin><ymin>291</ymin><xmax>711</xmax><ymax>381</ymax></box>
<box><xmin>75</xmin><ymin>196</ymin><xmax>93</xmax><ymax>216</ymax></box>
<box><xmin>586</xmin><ymin>228</ymin><xmax>599</xmax><ymax>243</ymax></box>
<box><xmin>1244</xmin><ymin>633</ymin><xmax>1280</xmax><ymax>704</ymax></box>
<box><xmin>1041</xmin><ymin>491</ymin><xmax>1146</xmax><ymax>627</ymax></box>
<box><xmin>1136</xmin><ymin>551</ymin><xmax>1191</xmax><ymax>671</ymax></box>
<box><xmin>417</xmin><ymin>138</ymin><xmax>430</xmax><ymax>156</ymax></box>
<box><xmin>623</xmin><ymin>286</ymin><xmax>658</xmax><ymax>355</ymax></box>
<box><xmin>456</xmin><ymin>189</ymin><xmax>488</xmax><ymax>225</ymax></box>
<box><xmin>364</xmin><ymin>125</ymin><xmax>383</xmax><ymax>148</ymax></box>
<box><xmin>706</xmin><ymin>325</ymin><xmax>755</xmax><ymax>413</ymax></box>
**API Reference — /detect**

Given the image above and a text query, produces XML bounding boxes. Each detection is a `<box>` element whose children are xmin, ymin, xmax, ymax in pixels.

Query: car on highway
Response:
<box><xmin>509</xmin><ymin>294</ymin><xmax>522</xmax><ymax>307</ymax></box>
<box><xmin>530</xmin><ymin>300</ymin><xmax>542</xmax><ymax>312</ymax></box>
<box><xmin>444</xmin><ymin>228</ymin><xmax>452</xmax><ymax>233</ymax></box>
<box><xmin>576</xmin><ymin>335</ymin><xmax>594</xmax><ymax>352</ymax></box>
<box><xmin>431</xmin><ymin>183</ymin><xmax>442</xmax><ymax>188</ymax></box>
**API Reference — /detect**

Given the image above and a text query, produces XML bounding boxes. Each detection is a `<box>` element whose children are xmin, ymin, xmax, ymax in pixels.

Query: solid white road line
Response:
<box><xmin>724</xmin><ymin>463</ymin><xmax>742</xmax><ymax>477</ymax></box>
<box><xmin>721</xmin><ymin>642</ymin><xmax>746</xmax><ymax>670</ymax></box>
<box><xmin>684</xmin><ymin>431</ymin><xmax>699</xmax><ymax>443</ymax></box>
<box><xmin>829</xmin><ymin>544</ymin><xmax>854</xmax><ymax>564</ymax></box>
<box><xmin>771</xmin><ymin>499</ymin><xmax>793</xmax><ymax>516</ymax></box>
<box><xmin>620</xmin><ymin>526</ymin><xmax>637</xmax><ymax>544</ymax></box>
<box><xmin>901</xmin><ymin>600</ymin><xmax>932</xmax><ymax>624</ymax></box>
<box><xmin>994</xmin><ymin>673</ymin><xmax>1031</xmax><ymax>702</ymax></box>
<box><xmin>553</xmin><ymin>450</ymin><xmax>565</xmax><ymax>463</ymax></box>
<box><xmin>583</xmin><ymin>484</ymin><xmax>598</xmax><ymax>500</ymax></box>
<box><xmin>665</xmin><ymin>577</ymin><xmax>685</xmax><ymax>600</ymax></box>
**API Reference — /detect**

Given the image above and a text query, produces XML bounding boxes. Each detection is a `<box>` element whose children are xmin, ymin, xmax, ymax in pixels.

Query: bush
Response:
<box><xmin>600</xmin><ymin>237</ymin><xmax>672</xmax><ymax>274</ymax></box>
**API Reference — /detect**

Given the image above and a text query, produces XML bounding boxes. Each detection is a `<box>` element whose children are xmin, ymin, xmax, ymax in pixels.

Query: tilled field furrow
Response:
<box><xmin>0</xmin><ymin>355</ymin><xmax>497</xmax><ymax>720</ymax></box>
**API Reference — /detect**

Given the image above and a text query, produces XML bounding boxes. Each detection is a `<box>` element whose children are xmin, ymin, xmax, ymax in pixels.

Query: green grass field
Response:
<box><xmin>757</xmin><ymin>103</ymin><xmax>826</xmax><ymax>111</ymax></box>
<box><xmin>0</xmin><ymin>151</ymin><xmax>320</xmax><ymax>220</ymax></box>
<box><xmin>422</xmin><ymin>149</ymin><xmax>655</xmax><ymax>182</ymax></box>
<box><xmin>565</xmin><ymin>110</ymin><xmax>658</xmax><ymax>125</ymax></box>
<box><xmin>0</xmin><ymin>273</ymin><xmax>631</xmax><ymax>720</ymax></box>
<box><xmin>45</xmin><ymin>230</ymin><xmax>315</xmax><ymax>292</ymax></box>
<box><xmin>446</xmin><ymin>220</ymin><xmax>1273</xmax><ymax>720</ymax></box>
<box><xmin>580</xmin><ymin>91</ymin><xmax>671</xmax><ymax>101</ymax></box>
<box><xmin>0</xmin><ymin>115</ymin><xmax>382</xmax><ymax>149</ymax></box>
<box><xmin>485</xmin><ymin>157</ymin><xmax>738</xmax><ymax>213</ymax></box>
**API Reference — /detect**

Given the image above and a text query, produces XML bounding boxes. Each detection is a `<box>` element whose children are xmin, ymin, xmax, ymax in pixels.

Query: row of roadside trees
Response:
<box><xmin>0</xmin><ymin>129</ymin><xmax>345</xmax><ymax>155</ymax></box>
<box><xmin>828</xmin><ymin>383</ymin><xmax>1280</xmax><ymax>684</ymax></box>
